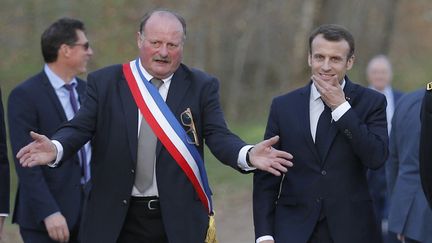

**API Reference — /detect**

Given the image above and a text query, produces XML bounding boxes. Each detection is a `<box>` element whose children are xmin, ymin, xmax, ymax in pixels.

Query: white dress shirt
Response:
<box><xmin>256</xmin><ymin>80</ymin><xmax>351</xmax><ymax>243</ymax></box>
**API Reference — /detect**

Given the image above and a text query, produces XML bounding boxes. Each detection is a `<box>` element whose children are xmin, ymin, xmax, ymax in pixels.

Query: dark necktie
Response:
<box><xmin>315</xmin><ymin>102</ymin><xmax>332</xmax><ymax>160</ymax></box>
<box><xmin>135</xmin><ymin>78</ymin><xmax>163</xmax><ymax>193</ymax></box>
<box><xmin>64</xmin><ymin>83</ymin><xmax>90</xmax><ymax>183</ymax></box>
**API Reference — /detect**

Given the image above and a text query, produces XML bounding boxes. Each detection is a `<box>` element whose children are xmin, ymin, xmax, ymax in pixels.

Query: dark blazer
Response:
<box><xmin>420</xmin><ymin>86</ymin><xmax>432</xmax><ymax>209</ymax></box>
<box><xmin>8</xmin><ymin>71</ymin><xmax>85</xmax><ymax>231</ymax></box>
<box><xmin>387</xmin><ymin>89</ymin><xmax>432</xmax><ymax>242</ymax></box>
<box><xmin>51</xmin><ymin>64</ymin><xmax>246</xmax><ymax>243</ymax></box>
<box><xmin>253</xmin><ymin>77</ymin><xmax>388</xmax><ymax>243</ymax></box>
<box><xmin>0</xmin><ymin>88</ymin><xmax>9</xmax><ymax>215</ymax></box>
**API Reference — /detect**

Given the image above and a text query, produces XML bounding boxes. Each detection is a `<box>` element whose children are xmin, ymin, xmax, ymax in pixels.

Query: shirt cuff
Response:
<box><xmin>237</xmin><ymin>145</ymin><xmax>255</xmax><ymax>171</ymax></box>
<box><xmin>47</xmin><ymin>140</ymin><xmax>63</xmax><ymax>168</ymax></box>
<box><xmin>257</xmin><ymin>235</ymin><xmax>274</xmax><ymax>243</ymax></box>
<box><xmin>331</xmin><ymin>101</ymin><xmax>351</xmax><ymax>121</ymax></box>
<box><xmin>0</xmin><ymin>214</ymin><xmax>8</xmax><ymax>217</ymax></box>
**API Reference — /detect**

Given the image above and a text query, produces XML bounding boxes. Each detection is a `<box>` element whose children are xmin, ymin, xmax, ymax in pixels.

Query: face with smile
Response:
<box><xmin>308</xmin><ymin>34</ymin><xmax>354</xmax><ymax>84</ymax></box>
<box><xmin>137</xmin><ymin>12</ymin><xmax>184</xmax><ymax>79</ymax></box>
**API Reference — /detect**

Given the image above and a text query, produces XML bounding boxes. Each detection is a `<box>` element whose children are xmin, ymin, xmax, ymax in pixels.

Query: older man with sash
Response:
<box><xmin>16</xmin><ymin>9</ymin><xmax>293</xmax><ymax>243</ymax></box>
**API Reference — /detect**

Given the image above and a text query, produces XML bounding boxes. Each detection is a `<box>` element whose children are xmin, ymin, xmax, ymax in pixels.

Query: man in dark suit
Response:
<box><xmin>387</xmin><ymin>89</ymin><xmax>432</xmax><ymax>243</ymax></box>
<box><xmin>420</xmin><ymin>82</ymin><xmax>432</xmax><ymax>209</ymax></box>
<box><xmin>15</xmin><ymin>9</ymin><xmax>293</xmax><ymax>243</ymax></box>
<box><xmin>253</xmin><ymin>24</ymin><xmax>388</xmax><ymax>243</ymax></box>
<box><xmin>0</xmin><ymin>88</ymin><xmax>10</xmax><ymax>240</ymax></box>
<box><xmin>366</xmin><ymin>54</ymin><xmax>403</xmax><ymax>243</ymax></box>
<box><xmin>8</xmin><ymin>18</ymin><xmax>93</xmax><ymax>243</ymax></box>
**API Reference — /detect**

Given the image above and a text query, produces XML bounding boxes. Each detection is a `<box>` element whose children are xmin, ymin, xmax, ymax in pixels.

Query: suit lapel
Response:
<box><xmin>41</xmin><ymin>72</ymin><xmax>68</xmax><ymax>122</ymax></box>
<box><xmin>298</xmin><ymin>83</ymin><xmax>321</xmax><ymax>163</ymax></box>
<box><xmin>118</xmin><ymin>73</ymin><xmax>139</xmax><ymax>163</ymax></box>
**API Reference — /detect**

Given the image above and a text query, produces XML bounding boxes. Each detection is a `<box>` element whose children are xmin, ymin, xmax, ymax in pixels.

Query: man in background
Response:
<box><xmin>366</xmin><ymin>55</ymin><xmax>403</xmax><ymax>242</ymax></box>
<box><xmin>387</xmin><ymin>89</ymin><xmax>432</xmax><ymax>243</ymax></box>
<box><xmin>8</xmin><ymin>17</ymin><xmax>93</xmax><ymax>243</ymax></box>
<box><xmin>0</xmin><ymin>87</ymin><xmax>10</xmax><ymax>240</ymax></box>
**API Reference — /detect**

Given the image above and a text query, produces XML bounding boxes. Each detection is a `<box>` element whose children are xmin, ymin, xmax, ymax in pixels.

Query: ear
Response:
<box><xmin>137</xmin><ymin>32</ymin><xmax>143</xmax><ymax>48</ymax></box>
<box><xmin>59</xmin><ymin>44</ymin><xmax>71</xmax><ymax>58</ymax></box>
<box><xmin>308</xmin><ymin>53</ymin><xmax>312</xmax><ymax>67</ymax></box>
<box><xmin>346</xmin><ymin>55</ymin><xmax>355</xmax><ymax>70</ymax></box>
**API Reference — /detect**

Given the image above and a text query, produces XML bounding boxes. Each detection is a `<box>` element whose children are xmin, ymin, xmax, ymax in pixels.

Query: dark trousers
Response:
<box><xmin>117</xmin><ymin>197</ymin><xmax>168</xmax><ymax>243</ymax></box>
<box><xmin>19</xmin><ymin>226</ymin><xmax>79</xmax><ymax>243</ymax></box>
<box><xmin>307</xmin><ymin>217</ymin><xmax>334</xmax><ymax>243</ymax></box>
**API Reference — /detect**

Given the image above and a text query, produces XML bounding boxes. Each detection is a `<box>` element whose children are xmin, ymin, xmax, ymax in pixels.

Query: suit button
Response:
<box><xmin>316</xmin><ymin>198</ymin><xmax>321</xmax><ymax>203</ymax></box>
<box><xmin>131</xmin><ymin>169</ymin><xmax>135</xmax><ymax>174</ymax></box>
<box><xmin>122</xmin><ymin>199</ymin><xmax>128</xmax><ymax>205</ymax></box>
<box><xmin>321</xmin><ymin>170</ymin><xmax>327</xmax><ymax>176</ymax></box>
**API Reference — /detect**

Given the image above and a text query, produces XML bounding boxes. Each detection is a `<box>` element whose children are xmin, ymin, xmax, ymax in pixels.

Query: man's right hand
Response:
<box><xmin>17</xmin><ymin>131</ymin><xmax>56</xmax><ymax>167</ymax></box>
<box><xmin>44</xmin><ymin>213</ymin><xmax>69</xmax><ymax>243</ymax></box>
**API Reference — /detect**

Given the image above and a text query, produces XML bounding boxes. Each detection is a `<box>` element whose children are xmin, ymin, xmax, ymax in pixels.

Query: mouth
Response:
<box><xmin>153</xmin><ymin>58</ymin><xmax>170</xmax><ymax>64</ymax></box>
<box><xmin>318</xmin><ymin>73</ymin><xmax>336</xmax><ymax>80</ymax></box>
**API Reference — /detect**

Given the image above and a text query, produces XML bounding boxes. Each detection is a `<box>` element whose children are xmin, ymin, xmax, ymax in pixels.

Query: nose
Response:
<box><xmin>158</xmin><ymin>45</ymin><xmax>168</xmax><ymax>57</ymax></box>
<box><xmin>321</xmin><ymin>59</ymin><xmax>331</xmax><ymax>71</ymax></box>
<box><xmin>87</xmin><ymin>47</ymin><xmax>94</xmax><ymax>56</ymax></box>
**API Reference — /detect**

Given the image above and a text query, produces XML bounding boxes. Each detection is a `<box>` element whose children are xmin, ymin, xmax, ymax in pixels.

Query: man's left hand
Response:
<box><xmin>249</xmin><ymin>136</ymin><xmax>293</xmax><ymax>176</ymax></box>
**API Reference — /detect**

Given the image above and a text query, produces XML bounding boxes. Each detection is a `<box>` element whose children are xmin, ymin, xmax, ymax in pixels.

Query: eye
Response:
<box><xmin>149</xmin><ymin>41</ymin><xmax>161</xmax><ymax>48</ymax></box>
<box><xmin>167</xmin><ymin>42</ymin><xmax>179</xmax><ymax>50</ymax></box>
<box><xmin>313</xmin><ymin>55</ymin><xmax>324</xmax><ymax>61</ymax></box>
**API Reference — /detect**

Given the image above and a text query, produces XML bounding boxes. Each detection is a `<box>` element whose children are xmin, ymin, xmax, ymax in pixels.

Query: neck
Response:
<box><xmin>47</xmin><ymin>63</ymin><xmax>75</xmax><ymax>84</ymax></box>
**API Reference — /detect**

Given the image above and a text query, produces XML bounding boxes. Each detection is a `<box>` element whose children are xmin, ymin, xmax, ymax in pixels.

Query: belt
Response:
<box><xmin>130</xmin><ymin>196</ymin><xmax>160</xmax><ymax>210</ymax></box>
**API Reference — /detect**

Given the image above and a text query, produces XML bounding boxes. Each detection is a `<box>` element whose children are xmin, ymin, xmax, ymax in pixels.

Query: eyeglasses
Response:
<box><xmin>180</xmin><ymin>108</ymin><xmax>199</xmax><ymax>146</ymax></box>
<box><xmin>69</xmin><ymin>42</ymin><xmax>90</xmax><ymax>51</ymax></box>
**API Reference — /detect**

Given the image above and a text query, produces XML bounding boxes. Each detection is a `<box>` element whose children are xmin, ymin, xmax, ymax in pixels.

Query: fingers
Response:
<box><xmin>260</xmin><ymin>135</ymin><xmax>280</xmax><ymax>147</ymax></box>
<box><xmin>30</xmin><ymin>131</ymin><xmax>45</xmax><ymax>141</ymax></box>
<box><xmin>45</xmin><ymin>214</ymin><xmax>70</xmax><ymax>242</ymax></box>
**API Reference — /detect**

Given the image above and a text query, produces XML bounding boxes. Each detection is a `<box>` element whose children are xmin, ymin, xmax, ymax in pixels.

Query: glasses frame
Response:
<box><xmin>180</xmin><ymin>108</ymin><xmax>200</xmax><ymax>146</ymax></box>
<box><xmin>69</xmin><ymin>42</ymin><xmax>90</xmax><ymax>51</ymax></box>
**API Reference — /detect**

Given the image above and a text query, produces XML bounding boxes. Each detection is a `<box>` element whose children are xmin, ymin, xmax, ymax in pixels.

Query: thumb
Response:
<box><xmin>29</xmin><ymin>131</ymin><xmax>45</xmax><ymax>141</ymax></box>
<box><xmin>261</xmin><ymin>135</ymin><xmax>279</xmax><ymax>147</ymax></box>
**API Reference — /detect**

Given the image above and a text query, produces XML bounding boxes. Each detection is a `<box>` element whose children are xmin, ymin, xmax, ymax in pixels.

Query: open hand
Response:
<box><xmin>249</xmin><ymin>136</ymin><xmax>293</xmax><ymax>176</ymax></box>
<box><xmin>17</xmin><ymin>131</ymin><xmax>57</xmax><ymax>167</ymax></box>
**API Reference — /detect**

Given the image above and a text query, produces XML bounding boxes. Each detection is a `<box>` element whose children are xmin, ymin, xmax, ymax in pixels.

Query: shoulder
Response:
<box><xmin>10</xmin><ymin>71</ymin><xmax>46</xmax><ymax>96</ymax></box>
<box><xmin>178</xmin><ymin>64</ymin><xmax>217</xmax><ymax>83</ymax></box>
<box><xmin>273</xmin><ymin>84</ymin><xmax>309</xmax><ymax>104</ymax></box>
<box><xmin>88</xmin><ymin>64</ymin><xmax>123</xmax><ymax>79</ymax></box>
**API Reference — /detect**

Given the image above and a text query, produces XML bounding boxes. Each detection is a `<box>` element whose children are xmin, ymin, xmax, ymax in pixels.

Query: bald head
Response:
<box><xmin>139</xmin><ymin>9</ymin><xmax>186</xmax><ymax>41</ymax></box>
<box><xmin>366</xmin><ymin>55</ymin><xmax>393</xmax><ymax>91</ymax></box>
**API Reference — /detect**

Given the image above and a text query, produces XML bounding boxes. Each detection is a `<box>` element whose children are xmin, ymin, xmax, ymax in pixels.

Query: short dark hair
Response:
<box><xmin>41</xmin><ymin>17</ymin><xmax>85</xmax><ymax>63</ymax></box>
<box><xmin>309</xmin><ymin>24</ymin><xmax>355</xmax><ymax>59</ymax></box>
<box><xmin>139</xmin><ymin>9</ymin><xmax>186</xmax><ymax>40</ymax></box>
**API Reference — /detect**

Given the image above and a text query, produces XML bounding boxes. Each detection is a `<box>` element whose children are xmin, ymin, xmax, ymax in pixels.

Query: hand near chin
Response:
<box><xmin>312</xmin><ymin>75</ymin><xmax>346</xmax><ymax>110</ymax></box>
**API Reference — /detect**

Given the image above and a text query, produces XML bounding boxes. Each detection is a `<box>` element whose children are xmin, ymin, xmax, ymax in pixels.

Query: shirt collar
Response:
<box><xmin>138</xmin><ymin>59</ymin><xmax>173</xmax><ymax>85</ymax></box>
<box><xmin>44</xmin><ymin>64</ymin><xmax>77</xmax><ymax>90</ymax></box>
<box><xmin>311</xmin><ymin>78</ymin><xmax>346</xmax><ymax>101</ymax></box>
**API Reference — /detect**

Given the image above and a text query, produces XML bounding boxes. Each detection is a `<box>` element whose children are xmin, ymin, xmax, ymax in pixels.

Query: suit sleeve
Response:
<box><xmin>420</xmin><ymin>90</ymin><xmax>432</xmax><ymax>209</ymax></box>
<box><xmin>334</xmin><ymin>92</ymin><xmax>388</xmax><ymax>169</ymax></box>
<box><xmin>8</xmin><ymin>87</ymin><xmax>60</xmax><ymax>222</ymax></box>
<box><xmin>0</xmin><ymin>89</ymin><xmax>10</xmax><ymax>214</ymax></box>
<box><xmin>253</xmin><ymin>99</ymin><xmax>283</xmax><ymax>238</ymax></box>
<box><xmin>202</xmin><ymin>78</ymin><xmax>246</xmax><ymax>169</ymax></box>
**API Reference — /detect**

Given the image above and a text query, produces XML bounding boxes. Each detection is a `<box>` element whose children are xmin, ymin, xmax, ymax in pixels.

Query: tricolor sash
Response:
<box><xmin>123</xmin><ymin>58</ymin><xmax>213</xmax><ymax>215</ymax></box>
